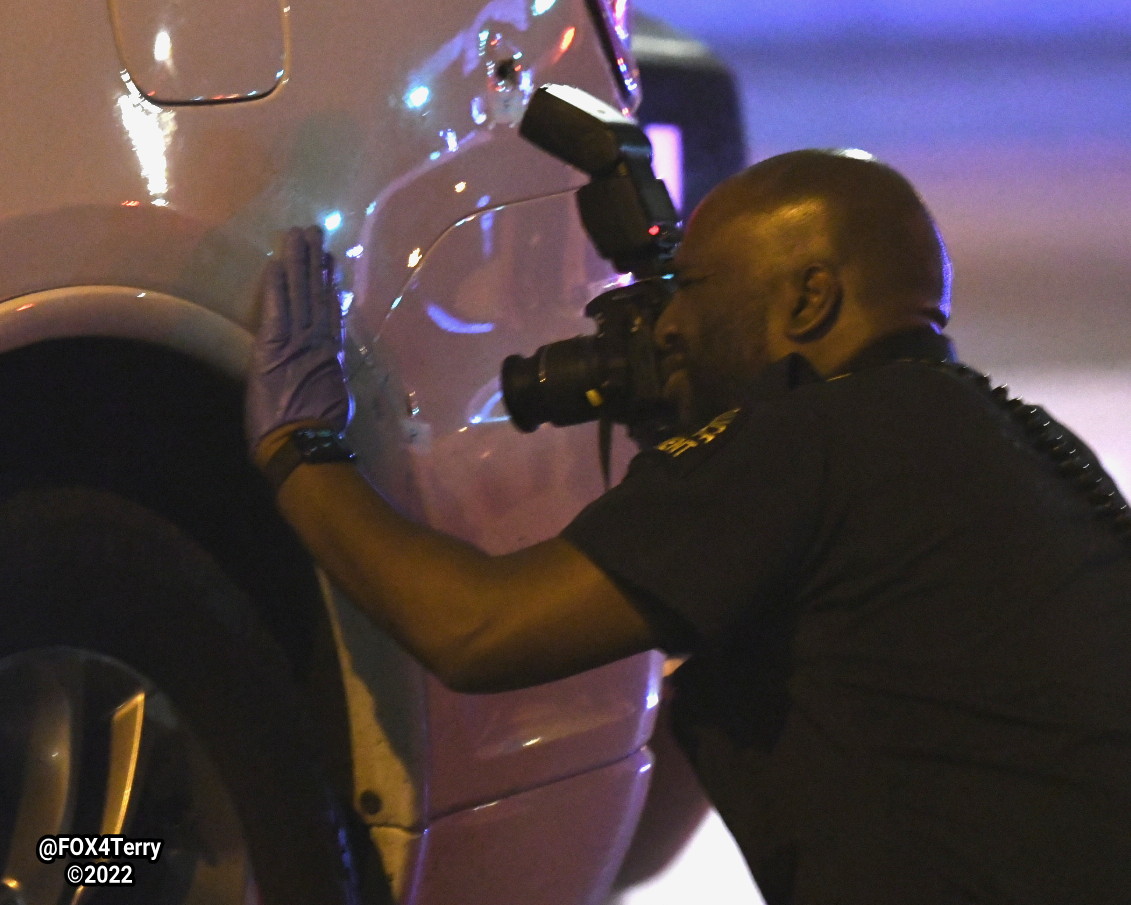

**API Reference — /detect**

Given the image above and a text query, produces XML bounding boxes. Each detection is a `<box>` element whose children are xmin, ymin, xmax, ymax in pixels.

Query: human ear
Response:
<box><xmin>785</xmin><ymin>264</ymin><xmax>842</xmax><ymax>341</ymax></box>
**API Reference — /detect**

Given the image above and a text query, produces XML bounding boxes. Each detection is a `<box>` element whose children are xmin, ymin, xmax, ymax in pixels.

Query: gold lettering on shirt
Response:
<box><xmin>656</xmin><ymin>408</ymin><xmax>740</xmax><ymax>457</ymax></box>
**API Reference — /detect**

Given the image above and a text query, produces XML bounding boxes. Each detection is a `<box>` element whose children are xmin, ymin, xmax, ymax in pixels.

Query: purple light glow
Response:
<box><xmin>644</xmin><ymin>123</ymin><xmax>684</xmax><ymax>213</ymax></box>
<box><xmin>425</xmin><ymin>302</ymin><xmax>495</xmax><ymax>335</ymax></box>
<box><xmin>635</xmin><ymin>0</ymin><xmax>1131</xmax><ymax>44</ymax></box>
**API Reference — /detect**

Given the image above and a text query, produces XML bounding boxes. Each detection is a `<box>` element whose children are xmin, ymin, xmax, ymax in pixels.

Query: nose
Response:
<box><xmin>653</xmin><ymin>294</ymin><xmax>685</xmax><ymax>352</ymax></box>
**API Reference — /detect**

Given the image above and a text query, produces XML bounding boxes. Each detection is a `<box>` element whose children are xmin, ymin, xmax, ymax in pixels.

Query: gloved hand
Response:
<box><xmin>245</xmin><ymin>226</ymin><xmax>353</xmax><ymax>458</ymax></box>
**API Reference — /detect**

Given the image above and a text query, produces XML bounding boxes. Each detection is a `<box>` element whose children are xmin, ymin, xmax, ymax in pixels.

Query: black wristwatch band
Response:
<box><xmin>262</xmin><ymin>428</ymin><xmax>356</xmax><ymax>491</ymax></box>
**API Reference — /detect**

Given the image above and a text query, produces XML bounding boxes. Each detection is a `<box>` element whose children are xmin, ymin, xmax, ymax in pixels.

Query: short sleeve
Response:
<box><xmin>561</xmin><ymin>398</ymin><xmax>825</xmax><ymax>653</ymax></box>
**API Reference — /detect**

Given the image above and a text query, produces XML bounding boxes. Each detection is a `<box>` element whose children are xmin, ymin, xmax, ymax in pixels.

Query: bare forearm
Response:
<box><xmin>270</xmin><ymin>455</ymin><xmax>656</xmax><ymax>692</ymax></box>
<box><xmin>244</xmin><ymin>230</ymin><xmax>656</xmax><ymax>691</ymax></box>
<box><xmin>275</xmin><ymin>459</ymin><xmax>503</xmax><ymax>685</ymax></box>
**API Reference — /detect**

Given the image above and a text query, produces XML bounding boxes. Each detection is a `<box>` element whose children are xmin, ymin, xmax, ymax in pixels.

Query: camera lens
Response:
<box><xmin>501</xmin><ymin>336</ymin><xmax>605</xmax><ymax>432</ymax></box>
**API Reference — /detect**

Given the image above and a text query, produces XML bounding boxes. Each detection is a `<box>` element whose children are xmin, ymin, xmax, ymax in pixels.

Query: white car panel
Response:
<box><xmin>108</xmin><ymin>0</ymin><xmax>287</xmax><ymax>103</ymax></box>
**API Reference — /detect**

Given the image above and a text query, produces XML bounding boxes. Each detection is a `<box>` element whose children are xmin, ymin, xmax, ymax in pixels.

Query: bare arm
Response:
<box><xmin>257</xmin><ymin>426</ymin><xmax>659</xmax><ymax>693</ymax></box>
<box><xmin>247</xmin><ymin>228</ymin><xmax>658</xmax><ymax>692</ymax></box>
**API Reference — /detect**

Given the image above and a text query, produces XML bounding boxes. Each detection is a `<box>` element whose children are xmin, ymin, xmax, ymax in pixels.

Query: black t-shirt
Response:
<box><xmin>562</xmin><ymin>330</ymin><xmax>1131</xmax><ymax>905</ymax></box>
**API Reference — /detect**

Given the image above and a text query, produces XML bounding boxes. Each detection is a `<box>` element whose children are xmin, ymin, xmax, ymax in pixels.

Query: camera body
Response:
<box><xmin>501</xmin><ymin>85</ymin><xmax>681</xmax><ymax>437</ymax></box>
<box><xmin>502</xmin><ymin>277</ymin><xmax>671</xmax><ymax>433</ymax></box>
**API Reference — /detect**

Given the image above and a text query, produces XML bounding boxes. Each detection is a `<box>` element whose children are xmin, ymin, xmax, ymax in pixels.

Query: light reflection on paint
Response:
<box><xmin>405</xmin><ymin>85</ymin><xmax>431</xmax><ymax>109</ymax></box>
<box><xmin>346</xmin><ymin>244</ymin><xmax>364</xmax><ymax>258</ymax></box>
<box><xmin>323</xmin><ymin>211</ymin><xmax>343</xmax><ymax>232</ymax></box>
<box><xmin>591</xmin><ymin>0</ymin><xmax>638</xmax><ymax>101</ymax></box>
<box><xmin>116</xmin><ymin>71</ymin><xmax>176</xmax><ymax>207</ymax></box>
<box><xmin>532</xmin><ymin>0</ymin><xmax>556</xmax><ymax>14</ymax></box>
<box><xmin>559</xmin><ymin>26</ymin><xmax>576</xmax><ymax>53</ymax></box>
<box><xmin>617</xmin><ymin>57</ymin><xmax>638</xmax><ymax>95</ymax></box>
<box><xmin>407</xmin><ymin>248</ymin><xmax>423</xmax><ymax>267</ymax></box>
<box><xmin>454</xmin><ymin>181</ymin><xmax>467</xmax><ymax>193</ymax></box>
<box><xmin>468</xmin><ymin>387</ymin><xmax>509</xmax><ymax>425</ymax></box>
<box><xmin>340</xmin><ymin>290</ymin><xmax>355</xmax><ymax>314</ymax></box>
<box><xmin>480</xmin><ymin>209</ymin><xmax>495</xmax><ymax>257</ymax></box>
<box><xmin>612</xmin><ymin>0</ymin><xmax>630</xmax><ymax>40</ymax></box>
<box><xmin>153</xmin><ymin>30</ymin><xmax>172</xmax><ymax>63</ymax></box>
<box><xmin>425</xmin><ymin>302</ymin><xmax>495</xmax><ymax>334</ymax></box>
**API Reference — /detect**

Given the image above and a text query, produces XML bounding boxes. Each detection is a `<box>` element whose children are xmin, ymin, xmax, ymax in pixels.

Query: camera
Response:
<box><xmin>500</xmin><ymin>85</ymin><xmax>681</xmax><ymax>437</ymax></box>
<box><xmin>501</xmin><ymin>277</ymin><xmax>671</xmax><ymax>432</ymax></box>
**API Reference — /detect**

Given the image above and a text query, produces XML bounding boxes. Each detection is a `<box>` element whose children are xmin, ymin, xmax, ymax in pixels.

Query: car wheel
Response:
<box><xmin>0</xmin><ymin>488</ymin><xmax>356</xmax><ymax>905</ymax></box>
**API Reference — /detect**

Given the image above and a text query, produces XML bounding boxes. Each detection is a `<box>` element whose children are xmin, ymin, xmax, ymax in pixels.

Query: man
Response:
<box><xmin>246</xmin><ymin>150</ymin><xmax>1131</xmax><ymax>904</ymax></box>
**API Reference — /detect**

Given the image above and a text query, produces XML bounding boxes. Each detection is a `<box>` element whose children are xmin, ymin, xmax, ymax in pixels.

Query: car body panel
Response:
<box><xmin>410</xmin><ymin>749</ymin><xmax>652</xmax><ymax>903</ymax></box>
<box><xmin>0</xmin><ymin>287</ymin><xmax>248</xmax><ymax>378</ymax></box>
<box><xmin>369</xmin><ymin>749</ymin><xmax>651</xmax><ymax>902</ymax></box>
<box><xmin>108</xmin><ymin>0</ymin><xmax>287</xmax><ymax>103</ymax></box>
<box><xmin>0</xmin><ymin>1</ymin><xmax>659</xmax><ymax>902</ymax></box>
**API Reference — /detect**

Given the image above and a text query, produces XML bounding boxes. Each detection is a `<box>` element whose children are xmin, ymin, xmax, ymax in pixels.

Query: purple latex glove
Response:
<box><xmin>245</xmin><ymin>226</ymin><xmax>353</xmax><ymax>455</ymax></box>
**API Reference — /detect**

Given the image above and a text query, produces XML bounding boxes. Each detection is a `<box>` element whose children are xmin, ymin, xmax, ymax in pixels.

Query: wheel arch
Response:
<box><xmin>0</xmin><ymin>301</ymin><xmax>355</xmax><ymax>793</ymax></box>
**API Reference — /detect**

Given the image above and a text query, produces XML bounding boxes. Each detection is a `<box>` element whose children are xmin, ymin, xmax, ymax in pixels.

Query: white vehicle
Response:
<box><xmin>0</xmin><ymin>2</ymin><xmax>667</xmax><ymax>903</ymax></box>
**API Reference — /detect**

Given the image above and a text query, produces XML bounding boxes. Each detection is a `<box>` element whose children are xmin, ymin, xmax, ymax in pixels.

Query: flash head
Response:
<box><xmin>519</xmin><ymin>84</ymin><xmax>650</xmax><ymax>177</ymax></box>
<box><xmin>520</xmin><ymin>84</ymin><xmax>680</xmax><ymax>276</ymax></box>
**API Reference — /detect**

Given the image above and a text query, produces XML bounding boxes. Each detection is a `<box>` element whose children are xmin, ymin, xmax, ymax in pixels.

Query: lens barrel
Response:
<box><xmin>501</xmin><ymin>336</ymin><xmax>604</xmax><ymax>432</ymax></box>
<box><xmin>501</xmin><ymin>279</ymin><xmax>674</xmax><ymax>434</ymax></box>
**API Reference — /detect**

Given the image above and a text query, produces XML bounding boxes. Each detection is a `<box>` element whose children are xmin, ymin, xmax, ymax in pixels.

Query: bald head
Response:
<box><xmin>657</xmin><ymin>151</ymin><xmax>955</xmax><ymax>425</ymax></box>
<box><xmin>695</xmin><ymin>150</ymin><xmax>952</xmax><ymax>329</ymax></box>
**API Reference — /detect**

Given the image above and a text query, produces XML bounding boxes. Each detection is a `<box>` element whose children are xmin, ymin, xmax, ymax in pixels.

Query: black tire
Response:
<box><xmin>0</xmin><ymin>488</ymin><xmax>357</xmax><ymax>905</ymax></box>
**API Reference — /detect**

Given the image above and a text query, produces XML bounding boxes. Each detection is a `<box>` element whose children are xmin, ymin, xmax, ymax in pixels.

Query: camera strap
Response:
<box><xmin>599</xmin><ymin>415</ymin><xmax>613</xmax><ymax>490</ymax></box>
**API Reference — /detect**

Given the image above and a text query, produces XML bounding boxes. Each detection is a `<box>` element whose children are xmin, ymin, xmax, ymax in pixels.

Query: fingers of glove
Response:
<box><xmin>332</xmin><ymin>254</ymin><xmax>346</xmax><ymax>345</ymax></box>
<box><xmin>283</xmin><ymin>226</ymin><xmax>315</xmax><ymax>333</ymax></box>
<box><xmin>311</xmin><ymin>248</ymin><xmax>341</xmax><ymax>346</ymax></box>
<box><xmin>257</xmin><ymin>260</ymin><xmax>291</xmax><ymax>345</ymax></box>
<box><xmin>304</xmin><ymin>225</ymin><xmax>329</xmax><ymax>328</ymax></box>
